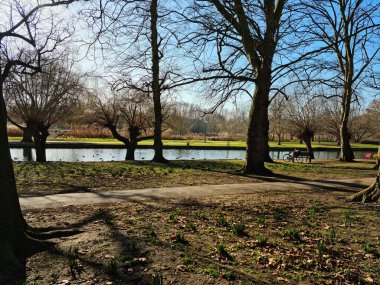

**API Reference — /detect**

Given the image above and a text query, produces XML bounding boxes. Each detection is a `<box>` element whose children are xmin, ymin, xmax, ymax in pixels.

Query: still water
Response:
<box><xmin>10</xmin><ymin>148</ymin><xmax>375</xmax><ymax>162</ymax></box>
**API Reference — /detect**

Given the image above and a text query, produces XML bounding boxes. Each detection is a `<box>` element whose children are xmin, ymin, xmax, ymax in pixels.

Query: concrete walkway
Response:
<box><xmin>19</xmin><ymin>177</ymin><xmax>374</xmax><ymax>210</ymax></box>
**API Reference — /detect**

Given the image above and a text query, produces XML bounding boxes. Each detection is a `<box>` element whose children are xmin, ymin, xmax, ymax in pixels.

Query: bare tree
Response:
<box><xmin>350</xmin><ymin>112</ymin><xmax>375</xmax><ymax>143</ymax></box>
<box><xmin>83</xmin><ymin>0</ymin><xmax>182</xmax><ymax>162</ymax></box>
<box><xmin>0</xmin><ymin>0</ymin><xmax>76</xmax><ymax>282</ymax></box>
<box><xmin>178</xmin><ymin>0</ymin><xmax>324</xmax><ymax>174</ymax></box>
<box><xmin>283</xmin><ymin>89</ymin><xmax>322</xmax><ymax>159</ymax></box>
<box><xmin>301</xmin><ymin>0</ymin><xmax>380</xmax><ymax>162</ymax></box>
<box><xmin>269</xmin><ymin>96</ymin><xmax>286</xmax><ymax>145</ymax></box>
<box><xmin>5</xmin><ymin>57</ymin><xmax>83</xmax><ymax>162</ymax></box>
<box><xmin>89</xmin><ymin>90</ymin><xmax>154</xmax><ymax>160</ymax></box>
<box><xmin>353</xmin><ymin>100</ymin><xmax>380</xmax><ymax>142</ymax></box>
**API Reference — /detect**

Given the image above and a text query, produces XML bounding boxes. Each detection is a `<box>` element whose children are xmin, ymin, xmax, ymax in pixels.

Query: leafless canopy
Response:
<box><xmin>5</xmin><ymin>56</ymin><xmax>83</xmax><ymax>129</ymax></box>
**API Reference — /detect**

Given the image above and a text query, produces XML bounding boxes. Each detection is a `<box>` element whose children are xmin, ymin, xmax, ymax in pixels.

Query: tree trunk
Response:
<box><xmin>126</xmin><ymin>129</ymin><xmax>139</xmax><ymax>161</ymax></box>
<box><xmin>150</xmin><ymin>0</ymin><xmax>166</xmax><ymax>163</ymax></box>
<box><xmin>347</xmin><ymin>146</ymin><xmax>380</xmax><ymax>202</ymax></box>
<box><xmin>33</xmin><ymin>129</ymin><xmax>48</xmax><ymax>163</ymax></box>
<box><xmin>264</xmin><ymin>115</ymin><xmax>273</xmax><ymax>163</ymax></box>
<box><xmin>264</xmin><ymin>142</ymin><xmax>274</xmax><ymax>163</ymax></box>
<box><xmin>125</xmin><ymin>143</ymin><xmax>136</xmax><ymax>161</ymax></box>
<box><xmin>242</xmin><ymin>76</ymin><xmax>272</xmax><ymax>175</ymax></box>
<box><xmin>21</xmin><ymin>125</ymin><xmax>33</xmax><ymax>143</ymax></box>
<box><xmin>339</xmin><ymin>122</ymin><xmax>354</xmax><ymax>161</ymax></box>
<box><xmin>339</xmin><ymin>86</ymin><xmax>354</xmax><ymax>162</ymax></box>
<box><xmin>0</xmin><ymin>84</ymin><xmax>28</xmax><ymax>283</ymax></box>
<box><xmin>303</xmin><ymin>136</ymin><xmax>314</xmax><ymax>160</ymax></box>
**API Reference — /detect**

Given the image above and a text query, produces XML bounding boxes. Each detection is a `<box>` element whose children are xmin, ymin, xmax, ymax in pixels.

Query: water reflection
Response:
<box><xmin>10</xmin><ymin>147</ymin><xmax>376</xmax><ymax>162</ymax></box>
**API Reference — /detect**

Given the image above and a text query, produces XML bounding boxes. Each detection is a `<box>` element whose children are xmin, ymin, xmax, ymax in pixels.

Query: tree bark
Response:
<box><xmin>242</xmin><ymin>75</ymin><xmax>272</xmax><ymax>175</ymax></box>
<box><xmin>33</xmin><ymin>127</ymin><xmax>49</xmax><ymax>163</ymax></box>
<box><xmin>0</xmin><ymin>84</ymin><xmax>28</xmax><ymax>283</ymax></box>
<box><xmin>303</xmin><ymin>136</ymin><xmax>314</xmax><ymax>160</ymax></box>
<box><xmin>264</xmin><ymin>115</ymin><xmax>274</xmax><ymax>163</ymax></box>
<box><xmin>21</xmin><ymin>125</ymin><xmax>33</xmax><ymax>143</ymax></box>
<box><xmin>7</xmin><ymin>117</ymin><xmax>33</xmax><ymax>143</ymax></box>
<box><xmin>125</xmin><ymin>143</ymin><xmax>136</xmax><ymax>161</ymax></box>
<box><xmin>126</xmin><ymin>127</ymin><xmax>139</xmax><ymax>161</ymax></box>
<box><xmin>339</xmin><ymin>121</ymin><xmax>354</xmax><ymax>161</ymax></box>
<box><xmin>347</xmin><ymin>146</ymin><xmax>380</xmax><ymax>202</ymax></box>
<box><xmin>150</xmin><ymin>0</ymin><xmax>166</xmax><ymax>163</ymax></box>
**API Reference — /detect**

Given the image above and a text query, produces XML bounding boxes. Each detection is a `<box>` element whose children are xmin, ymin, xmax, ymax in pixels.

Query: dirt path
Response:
<box><xmin>20</xmin><ymin>177</ymin><xmax>374</xmax><ymax>210</ymax></box>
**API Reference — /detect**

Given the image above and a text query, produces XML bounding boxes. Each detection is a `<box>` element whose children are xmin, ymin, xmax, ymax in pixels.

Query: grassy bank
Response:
<box><xmin>8</xmin><ymin>136</ymin><xmax>379</xmax><ymax>149</ymax></box>
<box><xmin>15</xmin><ymin>160</ymin><xmax>377</xmax><ymax>196</ymax></box>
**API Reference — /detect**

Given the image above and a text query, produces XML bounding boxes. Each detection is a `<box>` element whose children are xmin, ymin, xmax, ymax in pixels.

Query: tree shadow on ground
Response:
<box><xmin>25</xmin><ymin>209</ymin><xmax>164</xmax><ymax>284</ymax></box>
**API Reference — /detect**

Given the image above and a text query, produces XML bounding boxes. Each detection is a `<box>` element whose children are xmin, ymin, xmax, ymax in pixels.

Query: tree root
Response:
<box><xmin>347</xmin><ymin>182</ymin><xmax>380</xmax><ymax>203</ymax></box>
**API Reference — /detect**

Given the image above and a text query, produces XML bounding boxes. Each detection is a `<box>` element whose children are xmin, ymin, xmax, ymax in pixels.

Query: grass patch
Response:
<box><xmin>14</xmin><ymin>160</ymin><xmax>376</xmax><ymax>196</ymax></box>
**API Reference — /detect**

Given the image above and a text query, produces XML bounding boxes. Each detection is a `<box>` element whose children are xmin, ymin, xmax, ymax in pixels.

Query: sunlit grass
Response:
<box><xmin>8</xmin><ymin>136</ymin><xmax>379</xmax><ymax>149</ymax></box>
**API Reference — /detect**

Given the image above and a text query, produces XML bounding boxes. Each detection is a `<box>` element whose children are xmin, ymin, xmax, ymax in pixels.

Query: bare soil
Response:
<box><xmin>25</xmin><ymin>182</ymin><xmax>380</xmax><ymax>284</ymax></box>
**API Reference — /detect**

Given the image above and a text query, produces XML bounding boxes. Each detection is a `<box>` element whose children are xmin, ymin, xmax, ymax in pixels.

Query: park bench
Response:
<box><xmin>297</xmin><ymin>151</ymin><xmax>312</xmax><ymax>162</ymax></box>
<box><xmin>283</xmin><ymin>150</ymin><xmax>312</xmax><ymax>163</ymax></box>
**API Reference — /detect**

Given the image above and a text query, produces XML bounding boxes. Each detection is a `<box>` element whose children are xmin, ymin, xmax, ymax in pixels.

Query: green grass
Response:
<box><xmin>8</xmin><ymin>136</ymin><xmax>378</xmax><ymax>149</ymax></box>
<box><xmin>13</xmin><ymin>160</ymin><xmax>376</xmax><ymax>196</ymax></box>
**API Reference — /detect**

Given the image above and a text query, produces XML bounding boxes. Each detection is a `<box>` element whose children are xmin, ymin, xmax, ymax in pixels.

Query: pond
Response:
<box><xmin>10</xmin><ymin>147</ymin><xmax>376</xmax><ymax>162</ymax></box>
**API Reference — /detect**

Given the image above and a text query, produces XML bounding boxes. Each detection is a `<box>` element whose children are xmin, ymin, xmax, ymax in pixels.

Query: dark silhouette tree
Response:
<box><xmin>0</xmin><ymin>0</ymin><xmax>76</xmax><ymax>282</ymax></box>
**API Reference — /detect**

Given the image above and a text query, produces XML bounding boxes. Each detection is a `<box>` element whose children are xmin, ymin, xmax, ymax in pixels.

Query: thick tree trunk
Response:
<box><xmin>150</xmin><ymin>0</ymin><xmax>166</xmax><ymax>163</ymax></box>
<box><xmin>264</xmin><ymin>115</ymin><xmax>273</xmax><ymax>163</ymax></box>
<box><xmin>0</xmin><ymin>84</ymin><xmax>28</xmax><ymax>283</ymax></box>
<box><xmin>7</xmin><ymin>117</ymin><xmax>33</xmax><ymax>143</ymax></box>
<box><xmin>264</xmin><ymin>142</ymin><xmax>274</xmax><ymax>163</ymax></box>
<box><xmin>33</xmin><ymin>129</ymin><xmax>48</xmax><ymax>163</ymax></box>
<box><xmin>339</xmin><ymin>122</ymin><xmax>354</xmax><ymax>161</ymax></box>
<box><xmin>242</xmin><ymin>76</ymin><xmax>272</xmax><ymax>175</ymax></box>
<box><xmin>303</xmin><ymin>136</ymin><xmax>314</xmax><ymax>160</ymax></box>
<box><xmin>348</xmin><ymin>147</ymin><xmax>380</xmax><ymax>202</ymax></box>
<box><xmin>21</xmin><ymin>125</ymin><xmax>33</xmax><ymax>143</ymax></box>
<box><xmin>125</xmin><ymin>143</ymin><xmax>136</xmax><ymax>161</ymax></box>
<box><xmin>339</xmin><ymin>85</ymin><xmax>354</xmax><ymax>162</ymax></box>
<box><xmin>126</xmin><ymin>129</ymin><xmax>139</xmax><ymax>161</ymax></box>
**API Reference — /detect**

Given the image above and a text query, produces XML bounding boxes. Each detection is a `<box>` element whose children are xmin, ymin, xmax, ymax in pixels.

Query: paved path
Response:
<box><xmin>19</xmin><ymin>177</ymin><xmax>373</xmax><ymax>210</ymax></box>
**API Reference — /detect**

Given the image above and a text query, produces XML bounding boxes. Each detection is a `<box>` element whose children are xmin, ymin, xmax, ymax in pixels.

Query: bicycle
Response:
<box><xmin>283</xmin><ymin>152</ymin><xmax>304</xmax><ymax>163</ymax></box>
